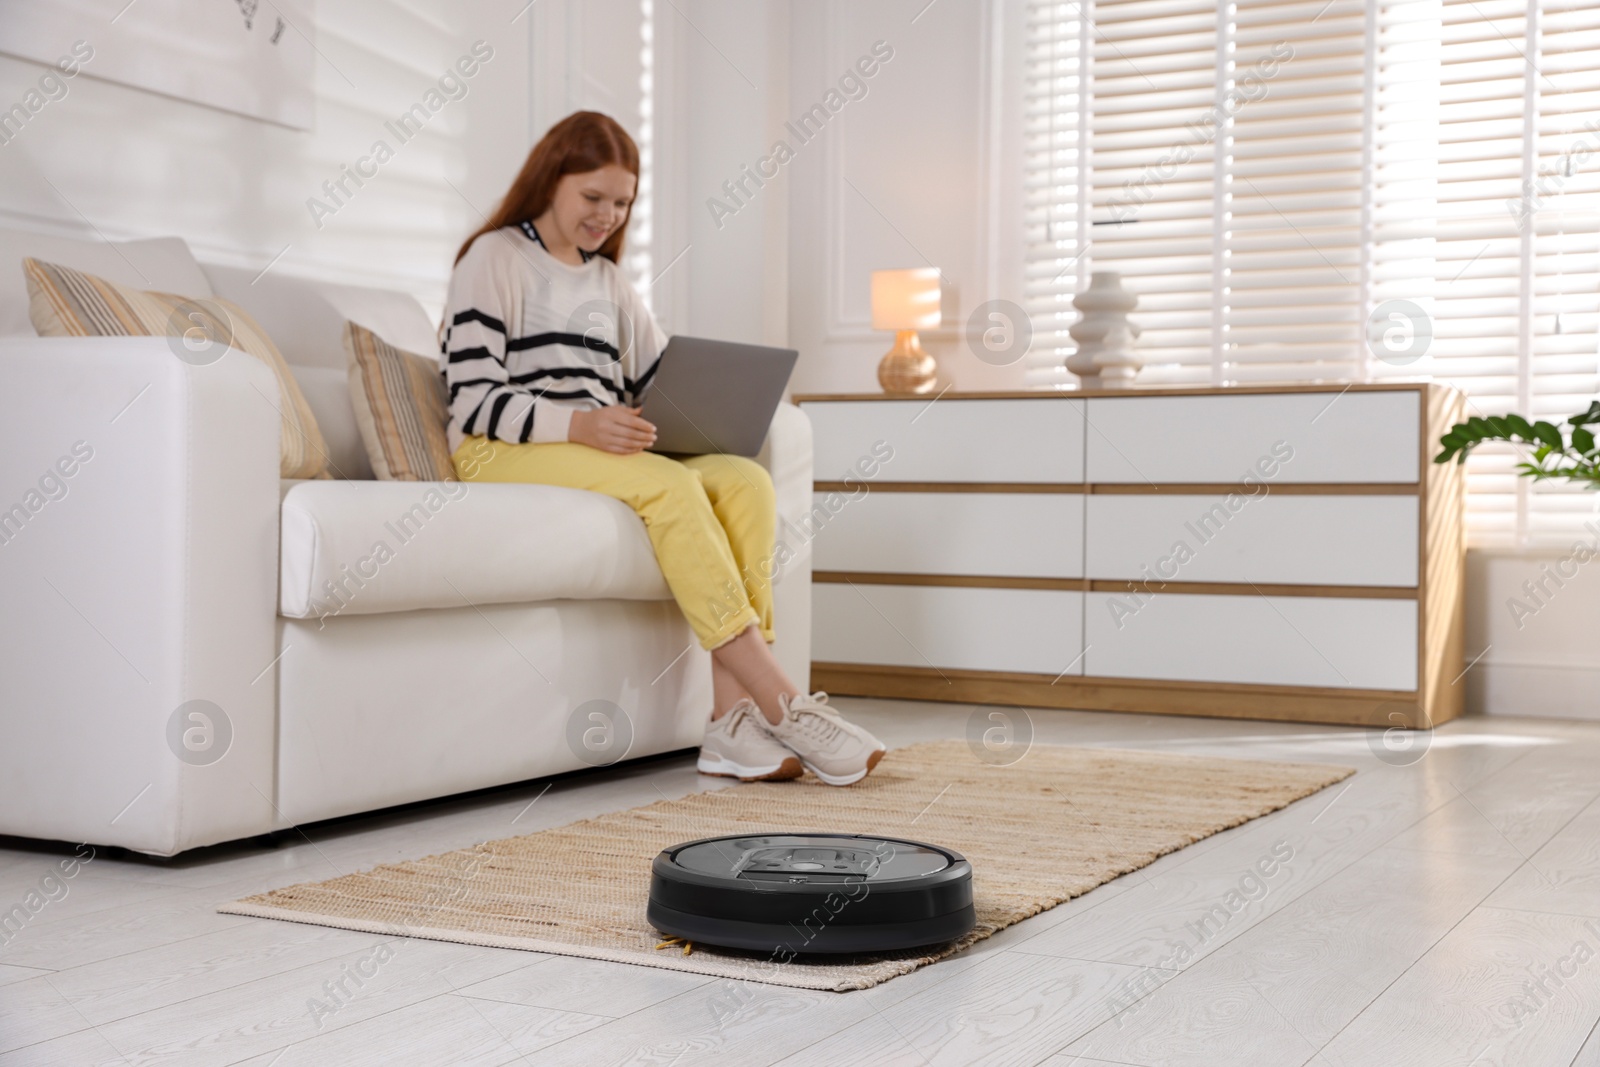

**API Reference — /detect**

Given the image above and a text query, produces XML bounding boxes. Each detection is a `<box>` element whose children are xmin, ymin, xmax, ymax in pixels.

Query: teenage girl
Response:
<box><xmin>442</xmin><ymin>111</ymin><xmax>885</xmax><ymax>786</ymax></box>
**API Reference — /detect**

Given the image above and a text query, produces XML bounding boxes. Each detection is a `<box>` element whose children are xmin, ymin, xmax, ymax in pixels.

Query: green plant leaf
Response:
<box><xmin>1533</xmin><ymin>421</ymin><xmax>1564</xmax><ymax>450</ymax></box>
<box><xmin>1570</xmin><ymin>401</ymin><xmax>1600</xmax><ymax>427</ymax></box>
<box><xmin>1439</xmin><ymin>430</ymin><xmax>1474</xmax><ymax>463</ymax></box>
<box><xmin>1472</xmin><ymin>404</ymin><xmax>1600</xmax><ymax>486</ymax></box>
<box><xmin>1505</xmin><ymin>413</ymin><xmax>1535</xmax><ymax>438</ymax></box>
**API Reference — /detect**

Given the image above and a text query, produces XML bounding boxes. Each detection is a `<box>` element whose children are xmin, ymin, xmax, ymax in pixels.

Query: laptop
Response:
<box><xmin>638</xmin><ymin>336</ymin><xmax>799</xmax><ymax>457</ymax></box>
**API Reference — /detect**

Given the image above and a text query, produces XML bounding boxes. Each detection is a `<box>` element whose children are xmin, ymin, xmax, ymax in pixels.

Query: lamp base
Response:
<box><xmin>877</xmin><ymin>330</ymin><xmax>937</xmax><ymax>394</ymax></box>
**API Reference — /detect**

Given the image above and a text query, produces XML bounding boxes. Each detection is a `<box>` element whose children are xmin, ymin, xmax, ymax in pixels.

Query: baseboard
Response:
<box><xmin>811</xmin><ymin>662</ymin><xmax>1436</xmax><ymax>728</ymax></box>
<box><xmin>1468</xmin><ymin>662</ymin><xmax>1600</xmax><ymax>721</ymax></box>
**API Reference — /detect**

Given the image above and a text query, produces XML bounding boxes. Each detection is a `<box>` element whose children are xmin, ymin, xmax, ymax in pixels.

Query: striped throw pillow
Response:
<box><xmin>343</xmin><ymin>321</ymin><xmax>455</xmax><ymax>481</ymax></box>
<box><xmin>23</xmin><ymin>257</ymin><xmax>330</xmax><ymax>480</ymax></box>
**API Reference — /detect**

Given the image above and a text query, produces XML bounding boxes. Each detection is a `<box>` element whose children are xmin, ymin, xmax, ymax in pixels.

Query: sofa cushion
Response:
<box><xmin>291</xmin><ymin>365</ymin><xmax>375</xmax><ymax>481</ymax></box>
<box><xmin>278</xmin><ymin>479</ymin><xmax>675</xmax><ymax>619</ymax></box>
<box><xmin>203</xmin><ymin>263</ymin><xmax>438</xmax><ymax>371</ymax></box>
<box><xmin>24</xmin><ymin>258</ymin><xmax>331</xmax><ymax>480</ymax></box>
<box><xmin>344</xmin><ymin>322</ymin><xmax>456</xmax><ymax>481</ymax></box>
<box><xmin>0</xmin><ymin>228</ymin><xmax>211</xmax><ymax>338</ymax></box>
<box><xmin>203</xmin><ymin>263</ymin><xmax>439</xmax><ymax>482</ymax></box>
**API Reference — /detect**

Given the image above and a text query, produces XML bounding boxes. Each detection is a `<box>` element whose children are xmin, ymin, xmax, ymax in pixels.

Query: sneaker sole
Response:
<box><xmin>697</xmin><ymin>753</ymin><xmax>804</xmax><ymax>782</ymax></box>
<box><xmin>801</xmin><ymin>745</ymin><xmax>887</xmax><ymax>787</ymax></box>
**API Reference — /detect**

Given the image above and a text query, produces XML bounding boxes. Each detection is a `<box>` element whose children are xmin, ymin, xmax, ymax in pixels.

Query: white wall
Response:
<box><xmin>640</xmin><ymin>0</ymin><xmax>1030</xmax><ymax>393</ymax></box>
<box><xmin>677</xmin><ymin>0</ymin><xmax>792</xmax><ymax>348</ymax></box>
<box><xmin>1466</xmin><ymin>545</ymin><xmax>1600</xmax><ymax>722</ymax></box>
<box><xmin>0</xmin><ymin>1</ymin><xmax>537</xmax><ymax>315</ymax></box>
<box><xmin>786</xmin><ymin>0</ymin><xmax>1029</xmax><ymax>398</ymax></box>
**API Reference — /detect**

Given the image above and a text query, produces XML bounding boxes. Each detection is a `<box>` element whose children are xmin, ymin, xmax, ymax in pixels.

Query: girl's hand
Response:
<box><xmin>569</xmin><ymin>405</ymin><xmax>657</xmax><ymax>454</ymax></box>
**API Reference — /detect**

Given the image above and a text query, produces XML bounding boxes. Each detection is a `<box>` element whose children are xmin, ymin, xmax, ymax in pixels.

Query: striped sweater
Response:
<box><xmin>439</xmin><ymin>221</ymin><xmax>666</xmax><ymax>455</ymax></box>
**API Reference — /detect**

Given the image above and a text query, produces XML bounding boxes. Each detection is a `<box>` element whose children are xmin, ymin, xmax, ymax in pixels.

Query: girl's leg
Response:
<box><xmin>711</xmin><ymin>624</ymin><xmax>800</xmax><ymax>726</ymax></box>
<box><xmin>677</xmin><ymin>454</ymin><xmax>777</xmax><ymax>642</ymax></box>
<box><xmin>678</xmin><ymin>454</ymin><xmax>797</xmax><ymax>724</ymax></box>
<box><xmin>710</xmin><ymin>655</ymin><xmax>753</xmax><ymax>721</ymax></box>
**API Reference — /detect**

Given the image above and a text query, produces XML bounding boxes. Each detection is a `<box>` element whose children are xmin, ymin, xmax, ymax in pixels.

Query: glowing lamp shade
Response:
<box><xmin>871</xmin><ymin>268</ymin><xmax>942</xmax><ymax>330</ymax></box>
<box><xmin>870</xmin><ymin>268</ymin><xmax>941</xmax><ymax>393</ymax></box>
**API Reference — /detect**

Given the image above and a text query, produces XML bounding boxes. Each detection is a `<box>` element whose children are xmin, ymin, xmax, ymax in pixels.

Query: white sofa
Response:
<box><xmin>0</xmin><ymin>228</ymin><xmax>813</xmax><ymax>857</ymax></box>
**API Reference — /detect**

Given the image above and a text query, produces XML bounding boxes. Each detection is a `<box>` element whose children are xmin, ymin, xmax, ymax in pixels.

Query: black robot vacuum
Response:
<box><xmin>647</xmin><ymin>833</ymin><xmax>975</xmax><ymax>954</ymax></box>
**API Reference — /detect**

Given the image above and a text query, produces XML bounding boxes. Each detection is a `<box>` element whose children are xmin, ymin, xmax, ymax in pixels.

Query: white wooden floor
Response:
<box><xmin>2</xmin><ymin>700</ymin><xmax>1599</xmax><ymax>1067</ymax></box>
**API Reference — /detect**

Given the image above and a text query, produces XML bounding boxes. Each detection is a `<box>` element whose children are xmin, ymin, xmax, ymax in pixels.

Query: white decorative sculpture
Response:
<box><xmin>1094</xmin><ymin>321</ymin><xmax>1142</xmax><ymax>386</ymax></box>
<box><xmin>1065</xmin><ymin>271</ymin><xmax>1142</xmax><ymax>388</ymax></box>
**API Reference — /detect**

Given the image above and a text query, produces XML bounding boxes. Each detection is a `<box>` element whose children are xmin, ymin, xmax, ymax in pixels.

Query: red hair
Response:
<box><xmin>455</xmin><ymin>111</ymin><xmax>640</xmax><ymax>265</ymax></box>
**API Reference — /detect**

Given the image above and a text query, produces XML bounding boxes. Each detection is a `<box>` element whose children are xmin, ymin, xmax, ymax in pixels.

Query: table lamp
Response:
<box><xmin>871</xmin><ymin>267</ymin><xmax>941</xmax><ymax>394</ymax></box>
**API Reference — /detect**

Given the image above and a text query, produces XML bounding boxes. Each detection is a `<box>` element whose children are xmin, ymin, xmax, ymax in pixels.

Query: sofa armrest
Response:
<box><xmin>0</xmin><ymin>338</ymin><xmax>281</xmax><ymax>855</ymax></box>
<box><xmin>755</xmin><ymin>402</ymin><xmax>813</xmax><ymax>689</ymax></box>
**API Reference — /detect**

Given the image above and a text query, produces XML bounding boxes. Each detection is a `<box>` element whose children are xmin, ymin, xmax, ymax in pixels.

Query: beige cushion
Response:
<box><xmin>0</xmin><ymin>229</ymin><xmax>212</xmax><ymax>338</ymax></box>
<box><xmin>23</xmin><ymin>258</ymin><xmax>330</xmax><ymax>480</ymax></box>
<box><xmin>343</xmin><ymin>321</ymin><xmax>455</xmax><ymax>481</ymax></box>
<box><xmin>203</xmin><ymin>263</ymin><xmax>439</xmax><ymax>481</ymax></box>
<box><xmin>289</xmin><ymin>364</ymin><xmax>375</xmax><ymax>481</ymax></box>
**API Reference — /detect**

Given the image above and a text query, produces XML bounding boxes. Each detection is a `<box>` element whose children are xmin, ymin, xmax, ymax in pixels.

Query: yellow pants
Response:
<box><xmin>452</xmin><ymin>437</ymin><xmax>776</xmax><ymax>651</ymax></box>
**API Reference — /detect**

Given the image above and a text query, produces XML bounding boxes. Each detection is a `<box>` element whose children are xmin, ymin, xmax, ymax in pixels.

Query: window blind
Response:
<box><xmin>1518</xmin><ymin>0</ymin><xmax>1600</xmax><ymax>541</ymax></box>
<box><xmin>626</xmin><ymin>0</ymin><xmax>656</xmax><ymax>309</ymax></box>
<box><xmin>1082</xmin><ymin>0</ymin><xmax>1219</xmax><ymax>385</ymax></box>
<box><xmin>1023</xmin><ymin>0</ymin><xmax>1600</xmax><ymax>544</ymax></box>
<box><xmin>1225</xmin><ymin>0</ymin><xmax>1368</xmax><ymax>383</ymax></box>
<box><xmin>1382</xmin><ymin>0</ymin><xmax>1600</xmax><ymax>542</ymax></box>
<box><xmin>1023</xmin><ymin>0</ymin><xmax>1090</xmax><ymax>385</ymax></box>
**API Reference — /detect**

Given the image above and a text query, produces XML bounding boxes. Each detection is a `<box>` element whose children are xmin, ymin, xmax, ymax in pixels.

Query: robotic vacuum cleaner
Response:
<box><xmin>648</xmin><ymin>832</ymin><xmax>975</xmax><ymax>954</ymax></box>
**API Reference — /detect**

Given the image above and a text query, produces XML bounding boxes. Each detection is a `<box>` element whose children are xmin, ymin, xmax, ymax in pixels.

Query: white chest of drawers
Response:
<box><xmin>795</xmin><ymin>384</ymin><xmax>1466</xmax><ymax>728</ymax></box>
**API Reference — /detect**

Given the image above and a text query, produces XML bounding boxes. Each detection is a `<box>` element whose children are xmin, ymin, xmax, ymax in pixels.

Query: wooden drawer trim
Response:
<box><xmin>814</xmin><ymin>571</ymin><xmax>1418</xmax><ymax>599</ymax></box>
<box><xmin>813</xmin><ymin>481</ymin><xmax>1087</xmax><ymax>494</ymax></box>
<box><xmin>816</xmin><ymin>571</ymin><xmax>1088</xmax><ymax>591</ymax></box>
<box><xmin>813</xmin><ymin>481</ymin><xmax>1418</xmax><ymax>495</ymax></box>
<box><xmin>1086</xmin><ymin>483</ymin><xmax>1419</xmax><ymax>496</ymax></box>
<box><xmin>1088</xmin><ymin>579</ymin><xmax>1417</xmax><ymax>599</ymax></box>
<box><xmin>794</xmin><ymin>383</ymin><xmax>1430</xmax><ymax>403</ymax></box>
<box><xmin>810</xmin><ymin>662</ymin><xmax>1433</xmax><ymax>728</ymax></box>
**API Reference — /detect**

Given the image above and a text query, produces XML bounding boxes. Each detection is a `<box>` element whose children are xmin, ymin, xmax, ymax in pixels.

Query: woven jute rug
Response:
<box><xmin>219</xmin><ymin>741</ymin><xmax>1351</xmax><ymax>991</ymax></box>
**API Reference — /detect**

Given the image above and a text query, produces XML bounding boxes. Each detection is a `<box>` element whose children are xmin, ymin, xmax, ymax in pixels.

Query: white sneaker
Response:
<box><xmin>697</xmin><ymin>700</ymin><xmax>803</xmax><ymax>782</ymax></box>
<box><xmin>765</xmin><ymin>691</ymin><xmax>887</xmax><ymax>786</ymax></box>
